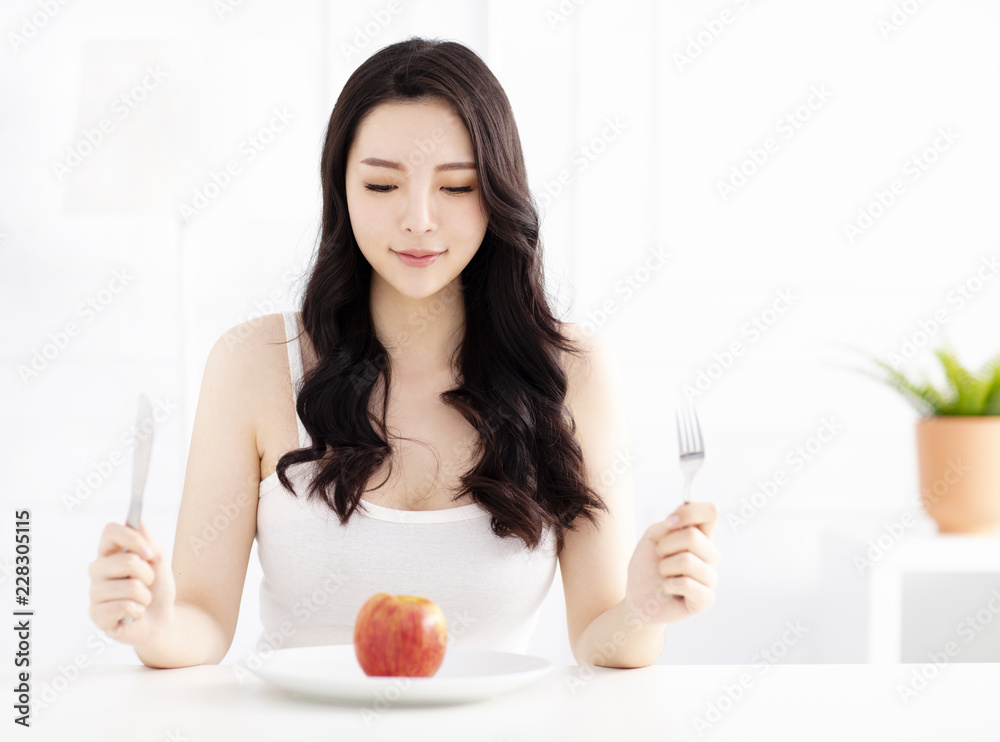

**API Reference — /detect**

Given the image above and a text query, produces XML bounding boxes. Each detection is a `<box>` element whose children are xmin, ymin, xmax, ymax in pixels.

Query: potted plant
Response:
<box><xmin>866</xmin><ymin>348</ymin><xmax>1000</xmax><ymax>535</ymax></box>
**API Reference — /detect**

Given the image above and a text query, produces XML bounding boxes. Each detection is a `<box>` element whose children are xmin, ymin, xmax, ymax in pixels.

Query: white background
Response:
<box><xmin>3</xmin><ymin>0</ymin><xmax>1000</xmax><ymax>674</ymax></box>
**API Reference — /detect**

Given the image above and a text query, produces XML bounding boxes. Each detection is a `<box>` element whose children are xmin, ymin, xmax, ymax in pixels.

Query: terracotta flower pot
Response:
<box><xmin>916</xmin><ymin>416</ymin><xmax>1000</xmax><ymax>535</ymax></box>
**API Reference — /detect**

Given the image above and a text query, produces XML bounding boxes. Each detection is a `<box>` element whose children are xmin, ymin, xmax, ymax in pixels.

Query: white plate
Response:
<box><xmin>251</xmin><ymin>644</ymin><xmax>553</xmax><ymax>706</ymax></box>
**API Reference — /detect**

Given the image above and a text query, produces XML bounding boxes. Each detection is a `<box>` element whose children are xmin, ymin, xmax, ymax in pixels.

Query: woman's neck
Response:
<box><xmin>369</xmin><ymin>275</ymin><xmax>466</xmax><ymax>379</ymax></box>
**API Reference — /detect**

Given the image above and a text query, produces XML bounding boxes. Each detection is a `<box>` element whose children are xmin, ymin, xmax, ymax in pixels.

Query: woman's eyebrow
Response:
<box><xmin>360</xmin><ymin>157</ymin><xmax>476</xmax><ymax>172</ymax></box>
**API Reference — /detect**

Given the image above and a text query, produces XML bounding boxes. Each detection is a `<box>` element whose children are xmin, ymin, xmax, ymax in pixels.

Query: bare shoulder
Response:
<box><xmin>208</xmin><ymin>313</ymin><xmax>294</xmax><ymax>412</ymax></box>
<box><xmin>215</xmin><ymin>312</ymin><xmax>290</xmax><ymax>359</ymax></box>
<box><xmin>557</xmin><ymin>321</ymin><xmax>630</xmax><ymax>453</ymax></box>
<box><xmin>557</xmin><ymin>321</ymin><xmax>615</xmax><ymax>404</ymax></box>
<box><xmin>209</xmin><ymin>313</ymin><xmax>294</xmax><ymax>383</ymax></box>
<box><xmin>205</xmin><ymin>313</ymin><xmax>297</xmax><ymax>463</ymax></box>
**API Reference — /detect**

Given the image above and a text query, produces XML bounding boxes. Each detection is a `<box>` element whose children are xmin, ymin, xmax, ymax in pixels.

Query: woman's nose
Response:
<box><xmin>402</xmin><ymin>186</ymin><xmax>435</xmax><ymax>233</ymax></box>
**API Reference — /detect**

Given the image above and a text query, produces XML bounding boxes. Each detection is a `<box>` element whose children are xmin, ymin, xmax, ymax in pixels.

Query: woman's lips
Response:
<box><xmin>394</xmin><ymin>251</ymin><xmax>442</xmax><ymax>267</ymax></box>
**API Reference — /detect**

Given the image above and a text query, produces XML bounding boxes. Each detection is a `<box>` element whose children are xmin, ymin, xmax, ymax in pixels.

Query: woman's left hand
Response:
<box><xmin>625</xmin><ymin>501</ymin><xmax>721</xmax><ymax>625</ymax></box>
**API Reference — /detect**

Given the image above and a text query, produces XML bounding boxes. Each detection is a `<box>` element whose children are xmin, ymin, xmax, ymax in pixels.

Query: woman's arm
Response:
<box><xmin>134</xmin><ymin>320</ymin><xmax>268</xmax><ymax>667</ymax></box>
<box><xmin>558</xmin><ymin>325</ymin><xmax>720</xmax><ymax>668</ymax></box>
<box><xmin>557</xmin><ymin>325</ymin><xmax>659</xmax><ymax>667</ymax></box>
<box><xmin>133</xmin><ymin>602</ymin><xmax>231</xmax><ymax>668</ymax></box>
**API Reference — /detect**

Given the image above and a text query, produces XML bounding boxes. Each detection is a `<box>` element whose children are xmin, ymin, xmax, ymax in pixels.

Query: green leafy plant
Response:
<box><xmin>863</xmin><ymin>348</ymin><xmax>1000</xmax><ymax>417</ymax></box>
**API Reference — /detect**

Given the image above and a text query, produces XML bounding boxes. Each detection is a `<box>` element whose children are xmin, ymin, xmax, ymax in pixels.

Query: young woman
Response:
<box><xmin>87</xmin><ymin>37</ymin><xmax>720</xmax><ymax>669</ymax></box>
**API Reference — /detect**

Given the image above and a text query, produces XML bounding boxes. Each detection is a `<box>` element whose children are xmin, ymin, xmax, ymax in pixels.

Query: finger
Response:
<box><xmin>92</xmin><ymin>598</ymin><xmax>146</xmax><ymax>624</ymax></box>
<box><xmin>642</xmin><ymin>513</ymin><xmax>685</xmax><ymax>545</ymax></box>
<box><xmin>666</xmin><ymin>501</ymin><xmax>719</xmax><ymax>539</ymax></box>
<box><xmin>98</xmin><ymin>522</ymin><xmax>154</xmax><ymax>559</ymax></box>
<box><xmin>662</xmin><ymin>575</ymin><xmax>716</xmax><ymax>612</ymax></box>
<box><xmin>657</xmin><ymin>551</ymin><xmax>718</xmax><ymax>589</ymax></box>
<box><xmin>88</xmin><ymin>552</ymin><xmax>156</xmax><ymax>586</ymax></box>
<box><xmin>89</xmin><ymin>577</ymin><xmax>153</xmax><ymax>608</ymax></box>
<box><xmin>655</xmin><ymin>526</ymin><xmax>722</xmax><ymax>566</ymax></box>
<box><xmin>641</xmin><ymin>501</ymin><xmax>719</xmax><ymax>545</ymax></box>
<box><xmin>90</xmin><ymin>600</ymin><xmax>145</xmax><ymax>633</ymax></box>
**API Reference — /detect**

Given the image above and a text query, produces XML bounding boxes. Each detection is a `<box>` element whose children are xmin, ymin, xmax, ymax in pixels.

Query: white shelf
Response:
<box><xmin>867</xmin><ymin>534</ymin><xmax>1000</xmax><ymax>664</ymax></box>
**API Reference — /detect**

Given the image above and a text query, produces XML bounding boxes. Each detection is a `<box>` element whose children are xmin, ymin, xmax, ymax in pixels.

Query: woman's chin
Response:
<box><xmin>380</xmin><ymin>273</ymin><xmax>462</xmax><ymax>302</ymax></box>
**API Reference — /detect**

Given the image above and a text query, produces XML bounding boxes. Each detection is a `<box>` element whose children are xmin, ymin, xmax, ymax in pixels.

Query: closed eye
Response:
<box><xmin>364</xmin><ymin>184</ymin><xmax>474</xmax><ymax>195</ymax></box>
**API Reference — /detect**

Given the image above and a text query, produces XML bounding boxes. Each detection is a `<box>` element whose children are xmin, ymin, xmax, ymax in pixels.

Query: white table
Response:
<box><xmin>12</xmin><ymin>661</ymin><xmax>1000</xmax><ymax>741</ymax></box>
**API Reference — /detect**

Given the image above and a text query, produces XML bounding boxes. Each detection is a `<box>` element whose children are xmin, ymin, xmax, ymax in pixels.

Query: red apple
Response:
<box><xmin>353</xmin><ymin>593</ymin><xmax>448</xmax><ymax>677</ymax></box>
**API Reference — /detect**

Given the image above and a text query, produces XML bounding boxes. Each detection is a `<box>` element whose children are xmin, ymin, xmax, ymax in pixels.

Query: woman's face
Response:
<box><xmin>345</xmin><ymin>98</ymin><xmax>488</xmax><ymax>301</ymax></box>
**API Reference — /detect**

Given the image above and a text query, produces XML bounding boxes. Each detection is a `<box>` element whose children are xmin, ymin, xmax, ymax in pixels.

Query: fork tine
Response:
<box><xmin>676</xmin><ymin>406</ymin><xmax>704</xmax><ymax>504</ymax></box>
<box><xmin>678</xmin><ymin>407</ymin><xmax>691</xmax><ymax>455</ymax></box>
<box><xmin>676</xmin><ymin>406</ymin><xmax>704</xmax><ymax>456</ymax></box>
<box><xmin>692</xmin><ymin>407</ymin><xmax>704</xmax><ymax>453</ymax></box>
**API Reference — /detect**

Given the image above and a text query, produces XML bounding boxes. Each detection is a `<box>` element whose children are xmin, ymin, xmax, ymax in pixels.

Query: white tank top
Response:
<box><xmin>254</xmin><ymin>310</ymin><xmax>558</xmax><ymax>654</ymax></box>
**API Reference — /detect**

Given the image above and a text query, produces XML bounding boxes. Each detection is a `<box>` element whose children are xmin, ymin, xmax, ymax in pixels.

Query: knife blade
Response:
<box><xmin>127</xmin><ymin>393</ymin><xmax>154</xmax><ymax>531</ymax></box>
<box><xmin>121</xmin><ymin>393</ymin><xmax>155</xmax><ymax>626</ymax></box>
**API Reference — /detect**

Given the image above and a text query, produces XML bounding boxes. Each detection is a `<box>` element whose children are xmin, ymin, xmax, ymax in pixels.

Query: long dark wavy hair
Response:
<box><xmin>275</xmin><ymin>36</ymin><xmax>607</xmax><ymax>554</ymax></box>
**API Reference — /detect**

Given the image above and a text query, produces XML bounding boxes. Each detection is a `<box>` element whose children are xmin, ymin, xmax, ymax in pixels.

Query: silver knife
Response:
<box><xmin>121</xmin><ymin>393</ymin><xmax>154</xmax><ymax>625</ymax></box>
<box><xmin>127</xmin><ymin>393</ymin><xmax>155</xmax><ymax>531</ymax></box>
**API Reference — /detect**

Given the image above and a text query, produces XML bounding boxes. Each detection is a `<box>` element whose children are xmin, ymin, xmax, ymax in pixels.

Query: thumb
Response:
<box><xmin>138</xmin><ymin>520</ymin><xmax>165</xmax><ymax>562</ymax></box>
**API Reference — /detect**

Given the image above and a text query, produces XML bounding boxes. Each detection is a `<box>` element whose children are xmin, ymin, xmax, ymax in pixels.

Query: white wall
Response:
<box><xmin>3</xmin><ymin>0</ymin><xmax>1000</xmax><ymax>674</ymax></box>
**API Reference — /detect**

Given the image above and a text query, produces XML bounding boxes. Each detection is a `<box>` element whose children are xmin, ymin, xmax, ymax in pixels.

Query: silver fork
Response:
<box><xmin>676</xmin><ymin>406</ymin><xmax>705</xmax><ymax>503</ymax></box>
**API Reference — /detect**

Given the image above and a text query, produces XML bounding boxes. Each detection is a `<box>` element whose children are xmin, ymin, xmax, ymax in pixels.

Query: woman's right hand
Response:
<box><xmin>88</xmin><ymin>520</ymin><xmax>176</xmax><ymax>647</ymax></box>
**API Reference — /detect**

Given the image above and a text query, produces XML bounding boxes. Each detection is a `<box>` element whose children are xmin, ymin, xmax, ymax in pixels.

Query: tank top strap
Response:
<box><xmin>281</xmin><ymin>310</ymin><xmax>312</xmax><ymax>450</ymax></box>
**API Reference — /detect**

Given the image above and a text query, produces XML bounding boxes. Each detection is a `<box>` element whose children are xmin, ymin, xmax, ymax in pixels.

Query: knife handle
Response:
<box><xmin>120</xmin><ymin>515</ymin><xmax>144</xmax><ymax>624</ymax></box>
